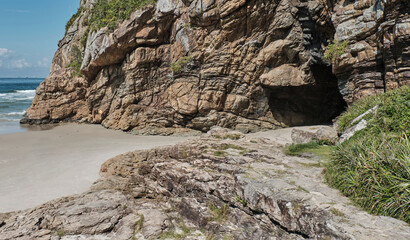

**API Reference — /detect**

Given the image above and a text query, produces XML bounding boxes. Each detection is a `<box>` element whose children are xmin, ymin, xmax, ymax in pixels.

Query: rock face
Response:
<box><xmin>1</xmin><ymin>127</ymin><xmax>409</xmax><ymax>239</ymax></box>
<box><xmin>22</xmin><ymin>0</ymin><xmax>351</xmax><ymax>134</ymax></box>
<box><xmin>332</xmin><ymin>0</ymin><xmax>410</xmax><ymax>104</ymax></box>
<box><xmin>21</xmin><ymin>0</ymin><xmax>409</xmax><ymax>134</ymax></box>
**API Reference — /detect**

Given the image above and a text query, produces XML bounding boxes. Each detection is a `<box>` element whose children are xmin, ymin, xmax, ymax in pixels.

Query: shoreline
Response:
<box><xmin>0</xmin><ymin>123</ymin><xmax>193</xmax><ymax>213</ymax></box>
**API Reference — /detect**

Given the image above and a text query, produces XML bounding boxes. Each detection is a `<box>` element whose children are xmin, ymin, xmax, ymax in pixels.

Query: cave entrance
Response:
<box><xmin>264</xmin><ymin>65</ymin><xmax>347</xmax><ymax>126</ymax></box>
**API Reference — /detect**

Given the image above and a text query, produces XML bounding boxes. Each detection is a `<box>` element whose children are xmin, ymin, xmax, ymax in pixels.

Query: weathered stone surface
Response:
<box><xmin>1</xmin><ymin>128</ymin><xmax>409</xmax><ymax>239</ymax></box>
<box><xmin>22</xmin><ymin>0</ymin><xmax>349</xmax><ymax>133</ymax></box>
<box><xmin>331</xmin><ymin>0</ymin><xmax>410</xmax><ymax>104</ymax></box>
<box><xmin>291</xmin><ymin>125</ymin><xmax>338</xmax><ymax>144</ymax></box>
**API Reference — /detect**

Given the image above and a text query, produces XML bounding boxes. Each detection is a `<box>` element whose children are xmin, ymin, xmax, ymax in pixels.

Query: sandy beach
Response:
<box><xmin>0</xmin><ymin>123</ymin><xmax>193</xmax><ymax>213</ymax></box>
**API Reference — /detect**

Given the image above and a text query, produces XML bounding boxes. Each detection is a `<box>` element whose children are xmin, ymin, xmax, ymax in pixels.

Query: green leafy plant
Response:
<box><xmin>171</xmin><ymin>56</ymin><xmax>192</xmax><ymax>73</ymax></box>
<box><xmin>324</xmin><ymin>40</ymin><xmax>349</xmax><ymax>61</ymax></box>
<box><xmin>236</xmin><ymin>195</ymin><xmax>247</xmax><ymax>207</ymax></box>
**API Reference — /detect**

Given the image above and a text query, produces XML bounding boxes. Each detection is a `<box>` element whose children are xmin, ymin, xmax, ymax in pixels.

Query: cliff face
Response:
<box><xmin>22</xmin><ymin>0</ymin><xmax>409</xmax><ymax>134</ymax></box>
<box><xmin>332</xmin><ymin>0</ymin><xmax>410</xmax><ymax>103</ymax></box>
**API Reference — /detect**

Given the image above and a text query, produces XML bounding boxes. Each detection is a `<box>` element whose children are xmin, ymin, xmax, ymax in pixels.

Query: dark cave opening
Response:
<box><xmin>264</xmin><ymin>65</ymin><xmax>347</xmax><ymax>126</ymax></box>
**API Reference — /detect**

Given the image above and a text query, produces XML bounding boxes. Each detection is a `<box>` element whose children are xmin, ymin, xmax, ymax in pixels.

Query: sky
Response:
<box><xmin>0</xmin><ymin>0</ymin><xmax>79</xmax><ymax>78</ymax></box>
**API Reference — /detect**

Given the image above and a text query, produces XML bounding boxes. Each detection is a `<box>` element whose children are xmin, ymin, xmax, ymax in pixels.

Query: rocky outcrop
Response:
<box><xmin>22</xmin><ymin>0</ymin><xmax>349</xmax><ymax>134</ymax></box>
<box><xmin>22</xmin><ymin>0</ymin><xmax>409</xmax><ymax>134</ymax></box>
<box><xmin>332</xmin><ymin>0</ymin><xmax>410</xmax><ymax>104</ymax></box>
<box><xmin>1</xmin><ymin>127</ymin><xmax>409</xmax><ymax>239</ymax></box>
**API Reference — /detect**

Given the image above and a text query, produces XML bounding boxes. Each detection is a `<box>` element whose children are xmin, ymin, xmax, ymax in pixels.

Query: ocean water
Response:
<box><xmin>0</xmin><ymin>78</ymin><xmax>43</xmax><ymax>135</ymax></box>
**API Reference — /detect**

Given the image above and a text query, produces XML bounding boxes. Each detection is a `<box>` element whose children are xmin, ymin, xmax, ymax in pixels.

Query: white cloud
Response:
<box><xmin>0</xmin><ymin>48</ymin><xmax>10</xmax><ymax>57</ymax></box>
<box><xmin>37</xmin><ymin>57</ymin><xmax>50</xmax><ymax>67</ymax></box>
<box><xmin>10</xmin><ymin>59</ymin><xmax>30</xmax><ymax>69</ymax></box>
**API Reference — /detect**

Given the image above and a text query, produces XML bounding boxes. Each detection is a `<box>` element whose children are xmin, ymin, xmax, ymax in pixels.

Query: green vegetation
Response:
<box><xmin>236</xmin><ymin>195</ymin><xmax>247</xmax><ymax>207</ymax></box>
<box><xmin>137</xmin><ymin>214</ymin><xmax>144</xmax><ymax>231</ymax></box>
<box><xmin>218</xmin><ymin>143</ymin><xmax>247</xmax><ymax>151</ymax></box>
<box><xmin>158</xmin><ymin>217</ymin><xmax>191</xmax><ymax>240</ymax></box>
<box><xmin>66</xmin><ymin>7</ymin><xmax>84</xmax><ymax>32</ymax></box>
<box><xmin>330</xmin><ymin>208</ymin><xmax>346</xmax><ymax>218</ymax></box>
<box><xmin>89</xmin><ymin>0</ymin><xmax>156</xmax><ymax>32</ymax></box>
<box><xmin>324</xmin><ymin>39</ymin><xmax>349</xmax><ymax>61</ymax></box>
<box><xmin>326</xmin><ymin>86</ymin><xmax>410</xmax><ymax>223</ymax></box>
<box><xmin>213</xmin><ymin>150</ymin><xmax>227</xmax><ymax>157</ymax></box>
<box><xmin>223</xmin><ymin>235</ymin><xmax>234</xmax><ymax>240</ymax></box>
<box><xmin>171</xmin><ymin>56</ymin><xmax>192</xmax><ymax>73</ymax></box>
<box><xmin>57</xmin><ymin>229</ymin><xmax>65</xmax><ymax>237</ymax></box>
<box><xmin>285</xmin><ymin>141</ymin><xmax>334</xmax><ymax>160</ymax></box>
<box><xmin>66</xmin><ymin>45</ymin><xmax>83</xmax><ymax>78</ymax></box>
<box><xmin>209</xmin><ymin>203</ymin><xmax>230</xmax><ymax>222</ymax></box>
<box><xmin>66</xmin><ymin>0</ymin><xmax>156</xmax><ymax>34</ymax></box>
<box><xmin>212</xmin><ymin>133</ymin><xmax>241</xmax><ymax>140</ymax></box>
<box><xmin>212</xmin><ymin>143</ymin><xmax>248</xmax><ymax>157</ymax></box>
<box><xmin>224</xmin><ymin>133</ymin><xmax>241</xmax><ymax>140</ymax></box>
<box><xmin>80</xmin><ymin>31</ymin><xmax>89</xmax><ymax>49</ymax></box>
<box><xmin>296</xmin><ymin>185</ymin><xmax>310</xmax><ymax>193</ymax></box>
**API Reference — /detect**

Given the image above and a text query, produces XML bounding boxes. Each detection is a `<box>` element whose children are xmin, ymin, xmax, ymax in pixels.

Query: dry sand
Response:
<box><xmin>0</xmin><ymin>123</ymin><xmax>193</xmax><ymax>213</ymax></box>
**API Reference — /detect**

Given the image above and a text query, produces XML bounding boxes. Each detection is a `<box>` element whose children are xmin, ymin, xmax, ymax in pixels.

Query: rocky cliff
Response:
<box><xmin>21</xmin><ymin>0</ymin><xmax>409</xmax><ymax>134</ymax></box>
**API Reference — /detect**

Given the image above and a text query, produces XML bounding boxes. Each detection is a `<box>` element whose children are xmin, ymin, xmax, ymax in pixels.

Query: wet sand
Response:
<box><xmin>0</xmin><ymin>123</ymin><xmax>192</xmax><ymax>213</ymax></box>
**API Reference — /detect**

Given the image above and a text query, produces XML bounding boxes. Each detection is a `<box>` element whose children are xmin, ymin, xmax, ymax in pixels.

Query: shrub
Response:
<box><xmin>66</xmin><ymin>45</ymin><xmax>83</xmax><ymax>78</ymax></box>
<box><xmin>326</xmin><ymin>86</ymin><xmax>410</xmax><ymax>223</ymax></box>
<box><xmin>171</xmin><ymin>56</ymin><xmax>192</xmax><ymax>73</ymax></box>
<box><xmin>80</xmin><ymin>33</ymin><xmax>89</xmax><ymax>49</ymax></box>
<box><xmin>324</xmin><ymin>40</ymin><xmax>349</xmax><ymax>61</ymax></box>
<box><xmin>88</xmin><ymin>0</ymin><xmax>157</xmax><ymax>32</ymax></box>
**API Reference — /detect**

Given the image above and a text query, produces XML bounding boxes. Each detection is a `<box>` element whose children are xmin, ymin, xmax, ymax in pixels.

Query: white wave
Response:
<box><xmin>15</xmin><ymin>90</ymin><xmax>36</xmax><ymax>94</ymax></box>
<box><xmin>3</xmin><ymin>111</ymin><xmax>26</xmax><ymax>116</ymax></box>
<box><xmin>13</xmin><ymin>97</ymin><xmax>35</xmax><ymax>101</ymax></box>
<box><xmin>0</xmin><ymin>90</ymin><xmax>36</xmax><ymax>101</ymax></box>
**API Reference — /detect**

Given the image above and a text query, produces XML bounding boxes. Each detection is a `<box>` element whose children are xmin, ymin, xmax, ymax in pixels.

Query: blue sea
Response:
<box><xmin>0</xmin><ymin>78</ymin><xmax>43</xmax><ymax>135</ymax></box>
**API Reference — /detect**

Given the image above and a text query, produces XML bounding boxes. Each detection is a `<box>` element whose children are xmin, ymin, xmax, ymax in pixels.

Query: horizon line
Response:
<box><xmin>0</xmin><ymin>77</ymin><xmax>46</xmax><ymax>79</ymax></box>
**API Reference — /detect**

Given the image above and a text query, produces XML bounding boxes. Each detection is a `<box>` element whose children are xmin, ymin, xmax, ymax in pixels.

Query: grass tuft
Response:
<box><xmin>236</xmin><ymin>195</ymin><xmax>247</xmax><ymax>207</ymax></box>
<box><xmin>326</xmin><ymin>86</ymin><xmax>410</xmax><ymax>223</ymax></box>
<box><xmin>171</xmin><ymin>56</ymin><xmax>192</xmax><ymax>73</ymax></box>
<box><xmin>209</xmin><ymin>203</ymin><xmax>229</xmax><ymax>222</ymax></box>
<box><xmin>324</xmin><ymin>39</ymin><xmax>349</xmax><ymax>61</ymax></box>
<box><xmin>285</xmin><ymin>141</ymin><xmax>334</xmax><ymax>160</ymax></box>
